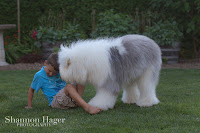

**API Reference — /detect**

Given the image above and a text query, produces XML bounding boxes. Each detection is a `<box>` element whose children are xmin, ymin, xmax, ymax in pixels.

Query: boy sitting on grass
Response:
<box><xmin>25</xmin><ymin>53</ymin><xmax>101</xmax><ymax>114</ymax></box>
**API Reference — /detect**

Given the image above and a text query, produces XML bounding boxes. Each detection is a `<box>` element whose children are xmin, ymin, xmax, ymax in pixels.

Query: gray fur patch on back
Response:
<box><xmin>109</xmin><ymin>35</ymin><xmax>161</xmax><ymax>86</ymax></box>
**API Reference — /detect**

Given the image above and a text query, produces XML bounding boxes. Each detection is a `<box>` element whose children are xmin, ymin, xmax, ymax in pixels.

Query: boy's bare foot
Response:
<box><xmin>86</xmin><ymin>105</ymin><xmax>101</xmax><ymax>114</ymax></box>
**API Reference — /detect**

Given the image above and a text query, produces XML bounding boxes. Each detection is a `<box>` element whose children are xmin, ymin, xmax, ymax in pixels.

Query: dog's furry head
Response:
<box><xmin>58</xmin><ymin>45</ymin><xmax>87</xmax><ymax>85</ymax></box>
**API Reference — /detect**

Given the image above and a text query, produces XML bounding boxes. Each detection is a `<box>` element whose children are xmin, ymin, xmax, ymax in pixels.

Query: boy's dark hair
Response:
<box><xmin>47</xmin><ymin>53</ymin><xmax>59</xmax><ymax>72</ymax></box>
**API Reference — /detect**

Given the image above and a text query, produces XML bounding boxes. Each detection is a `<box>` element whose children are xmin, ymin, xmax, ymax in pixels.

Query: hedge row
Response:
<box><xmin>0</xmin><ymin>0</ymin><xmax>150</xmax><ymax>35</ymax></box>
<box><xmin>1</xmin><ymin>0</ymin><xmax>200</xmax><ymax>58</ymax></box>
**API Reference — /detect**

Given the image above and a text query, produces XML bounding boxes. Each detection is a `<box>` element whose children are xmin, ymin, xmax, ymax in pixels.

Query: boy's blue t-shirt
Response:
<box><xmin>31</xmin><ymin>66</ymin><xmax>67</xmax><ymax>106</ymax></box>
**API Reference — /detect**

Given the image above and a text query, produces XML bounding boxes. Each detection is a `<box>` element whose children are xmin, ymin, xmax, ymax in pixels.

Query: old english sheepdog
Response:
<box><xmin>58</xmin><ymin>34</ymin><xmax>162</xmax><ymax>110</ymax></box>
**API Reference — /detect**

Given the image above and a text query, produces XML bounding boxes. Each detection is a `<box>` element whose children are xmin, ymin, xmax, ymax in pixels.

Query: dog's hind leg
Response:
<box><xmin>136</xmin><ymin>67</ymin><xmax>160</xmax><ymax>107</ymax></box>
<box><xmin>121</xmin><ymin>83</ymin><xmax>140</xmax><ymax>104</ymax></box>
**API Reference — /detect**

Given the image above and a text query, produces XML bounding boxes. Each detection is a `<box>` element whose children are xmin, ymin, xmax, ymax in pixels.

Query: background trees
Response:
<box><xmin>0</xmin><ymin>0</ymin><xmax>199</xmax><ymax>61</ymax></box>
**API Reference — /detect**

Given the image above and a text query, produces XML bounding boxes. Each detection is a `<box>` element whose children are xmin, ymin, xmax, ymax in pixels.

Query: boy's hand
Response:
<box><xmin>25</xmin><ymin>106</ymin><xmax>32</xmax><ymax>109</ymax></box>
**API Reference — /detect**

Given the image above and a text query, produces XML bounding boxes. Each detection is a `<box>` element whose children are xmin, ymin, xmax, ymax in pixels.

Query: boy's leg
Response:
<box><xmin>64</xmin><ymin>84</ymin><xmax>101</xmax><ymax>114</ymax></box>
<box><xmin>77</xmin><ymin>85</ymin><xmax>85</xmax><ymax>96</ymax></box>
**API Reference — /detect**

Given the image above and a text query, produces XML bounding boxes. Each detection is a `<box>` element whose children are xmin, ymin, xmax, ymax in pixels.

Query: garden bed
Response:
<box><xmin>0</xmin><ymin>59</ymin><xmax>199</xmax><ymax>71</ymax></box>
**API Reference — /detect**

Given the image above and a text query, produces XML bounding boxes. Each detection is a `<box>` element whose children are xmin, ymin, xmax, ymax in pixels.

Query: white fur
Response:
<box><xmin>88</xmin><ymin>89</ymin><xmax>117</xmax><ymax>110</ymax></box>
<box><xmin>58</xmin><ymin>35</ymin><xmax>161</xmax><ymax>110</ymax></box>
<box><xmin>121</xmin><ymin>83</ymin><xmax>140</xmax><ymax>104</ymax></box>
<box><xmin>59</xmin><ymin>39</ymin><xmax>119</xmax><ymax>87</ymax></box>
<box><xmin>136</xmin><ymin>68</ymin><xmax>160</xmax><ymax>106</ymax></box>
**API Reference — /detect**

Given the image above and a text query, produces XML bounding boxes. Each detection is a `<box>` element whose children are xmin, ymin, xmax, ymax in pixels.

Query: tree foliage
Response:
<box><xmin>143</xmin><ymin>20</ymin><xmax>183</xmax><ymax>46</ymax></box>
<box><xmin>0</xmin><ymin>0</ymin><xmax>200</xmax><ymax>58</ymax></box>
<box><xmin>150</xmin><ymin>0</ymin><xmax>200</xmax><ymax>57</ymax></box>
<box><xmin>91</xmin><ymin>10</ymin><xmax>139</xmax><ymax>38</ymax></box>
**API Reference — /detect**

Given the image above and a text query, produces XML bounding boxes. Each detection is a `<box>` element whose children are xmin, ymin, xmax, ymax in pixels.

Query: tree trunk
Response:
<box><xmin>192</xmin><ymin>36</ymin><xmax>198</xmax><ymax>58</ymax></box>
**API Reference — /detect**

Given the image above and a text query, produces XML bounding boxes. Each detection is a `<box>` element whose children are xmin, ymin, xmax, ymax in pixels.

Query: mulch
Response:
<box><xmin>0</xmin><ymin>63</ymin><xmax>43</xmax><ymax>71</ymax></box>
<box><xmin>162</xmin><ymin>63</ymin><xmax>200</xmax><ymax>69</ymax></box>
<box><xmin>162</xmin><ymin>58</ymin><xmax>200</xmax><ymax>69</ymax></box>
<box><xmin>0</xmin><ymin>60</ymin><xmax>200</xmax><ymax>71</ymax></box>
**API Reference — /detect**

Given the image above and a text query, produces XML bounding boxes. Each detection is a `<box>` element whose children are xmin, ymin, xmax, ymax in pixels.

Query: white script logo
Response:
<box><xmin>5</xmin><ymin>116</ymin><xmax>66</xmax><ymax>127</ymax></box>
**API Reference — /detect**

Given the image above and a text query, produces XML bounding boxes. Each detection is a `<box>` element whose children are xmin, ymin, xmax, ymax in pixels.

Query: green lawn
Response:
<box><xmin>0</xmin><ymin>69</ymin><xmax>200</xmax><ymax>133</ymax></box>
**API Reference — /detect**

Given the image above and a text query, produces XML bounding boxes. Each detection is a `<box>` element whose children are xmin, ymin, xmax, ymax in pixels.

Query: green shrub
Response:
<box><xmin>91</xmin><ymin>10</ymin><xmax>139</xmax><ymax>38</ymax></box>
<box><xmin>143</xmin><ymin>20</ymin><xmax>183</xmax><ymax>46</ymax></box>
<box><xmin>5</xmin><ymin>42</ymin><xmax>32</xmax><ymax>64</ymax></box>
<box><xmin>35</xmin><ymin>23</ymin><xmax>86</xmax><ymax>47</ymax></box>
<box><xmin>4</xmin><ymin>34</ymin><xmax>37</xmax><ymax>64</ymax></box>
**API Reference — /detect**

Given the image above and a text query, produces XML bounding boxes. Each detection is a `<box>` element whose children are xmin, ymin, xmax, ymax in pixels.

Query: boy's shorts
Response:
<box><xmin>51</xmin><ymin>89</ymin><xmax>78</xmax><ymax>109</ymax></box>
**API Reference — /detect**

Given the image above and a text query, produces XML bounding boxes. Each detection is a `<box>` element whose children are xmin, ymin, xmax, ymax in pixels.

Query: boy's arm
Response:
<box><xmin>25</xmin><ymin>87</ymin><xmax>35</xmax><ymax>109</ymax></box>
<box><xmin>77</xmin><ymin>84</ymin><xmax>85</xmax><ymax>96</ymax></box>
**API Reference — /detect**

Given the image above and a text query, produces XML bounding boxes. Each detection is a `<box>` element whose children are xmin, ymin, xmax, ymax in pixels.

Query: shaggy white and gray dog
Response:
<box><xmin>58</xmin><ymin>34</ymin><xmax>162</xmax><ymax>110</ymax></box>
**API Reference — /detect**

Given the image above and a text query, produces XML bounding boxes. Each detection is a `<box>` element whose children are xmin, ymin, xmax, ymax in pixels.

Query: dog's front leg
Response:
<box><xmin>88</xmin><ymin>88</ymin><xmax>118</xmax><ymax>110</ymax></box>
